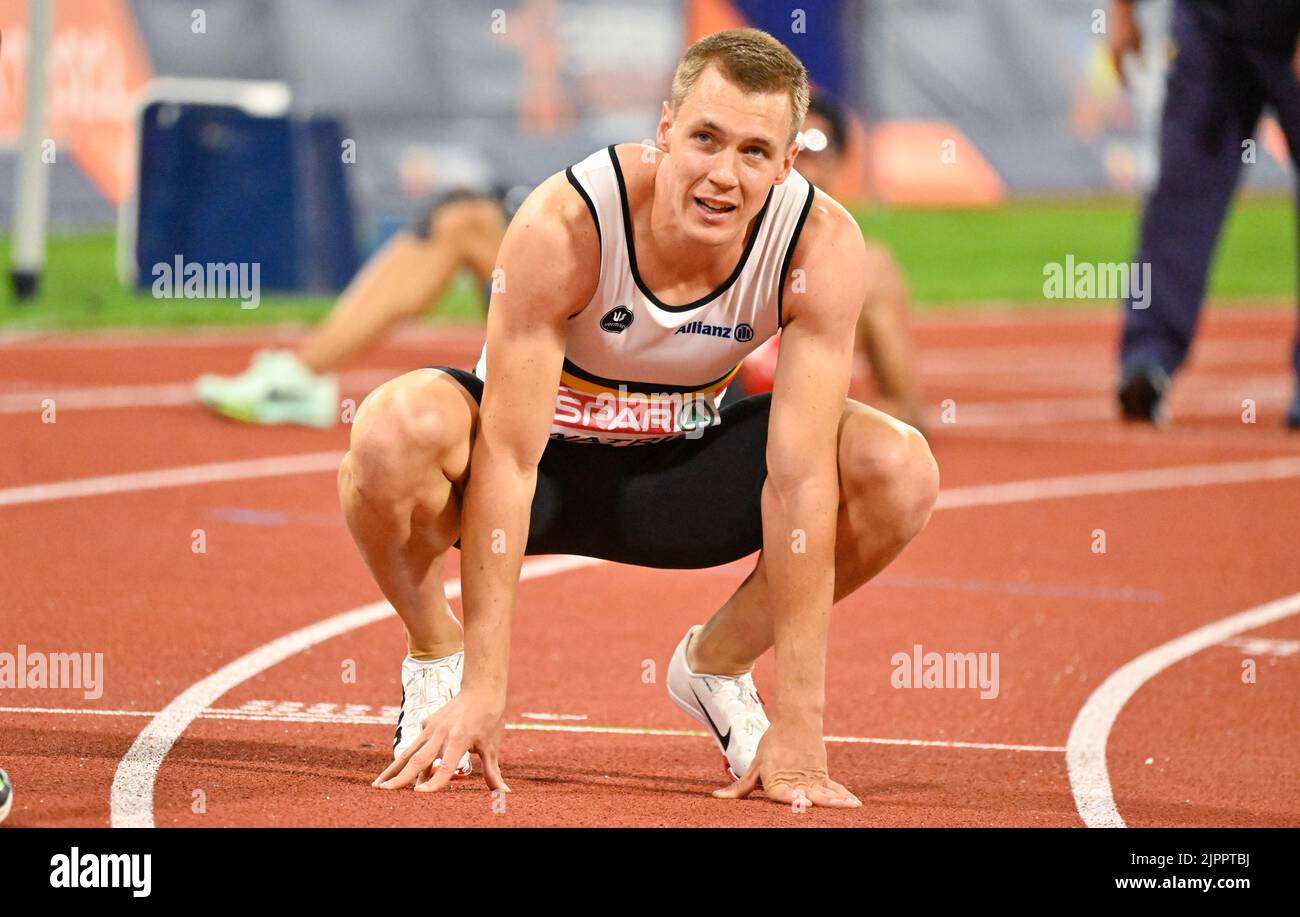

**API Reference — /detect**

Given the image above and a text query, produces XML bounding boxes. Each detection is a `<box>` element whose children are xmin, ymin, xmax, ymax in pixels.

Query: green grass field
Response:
<box><xmin>1</xmin><ymin>195</ymin><xmax>1293</xmax><ymax>332</ymax></box>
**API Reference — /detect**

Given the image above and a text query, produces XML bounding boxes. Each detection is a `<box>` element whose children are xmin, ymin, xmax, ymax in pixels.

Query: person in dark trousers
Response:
<box><xmin>1110</xmin><ymin>0</ymin><xmax>1300</xmax><ymax>428</ymax></box>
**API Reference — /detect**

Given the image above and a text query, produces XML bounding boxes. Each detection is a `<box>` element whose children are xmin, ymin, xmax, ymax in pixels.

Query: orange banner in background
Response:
<box><xmin>0</xmin><ymin>0</ymin><xmax>152</xmax><ymax>204</ymax></box>
<box><xmin>868</xmin><ymin>122</ymin><xmax>1005</xmax><ymax>206</ymax></box>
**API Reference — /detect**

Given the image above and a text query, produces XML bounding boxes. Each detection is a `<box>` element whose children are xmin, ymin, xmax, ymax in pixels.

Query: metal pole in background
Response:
<box><xmin>10</xmin><ymin>0</ymin><xmax>56</xmax><ymax>300</ymax></box>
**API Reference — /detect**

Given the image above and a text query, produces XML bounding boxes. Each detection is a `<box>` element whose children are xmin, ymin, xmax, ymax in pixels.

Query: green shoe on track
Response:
<box><xmin>194</xmin><ymin>350</ymin><xmax>339</xmax><ymax>428</ymax></box>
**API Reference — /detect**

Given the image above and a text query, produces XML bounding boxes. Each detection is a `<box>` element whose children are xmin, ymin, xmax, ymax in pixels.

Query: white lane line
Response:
<box><xmin>503</xmin><ymin>725</ymin><xmax>1062</xmax><ymax>752</ymax></box>
<box><xmin>936</xmin><ymin>457</ymin><xmax>1300</xmax><ymax>510</ymax></box>
<box><xmin>920</xmin><ymin>339</ymin><xmax>1285</xmax><ymax>371</ymax></box>
<box><xmin>927</xmin><ymin>387</ymin><xmax>1291</xmax><ymax>429</ymax></box>
<box><xmin>1066</xmin><ymin>591</ymin><xmax>1300</xmax><ymax>828</ymax></box>
<box><xmin>822</xmin><ymin>735</ymin><xmax>1063</xmax><ymax>753</ymax></box>
<box><xmin>7</xmin><ymin>451</ymin><xmax>1298</xmax><ymax>514</ymax></box>
<box><xmin>3</xmin><ymin>370</ymin><xmax>1283</xmax><ymax>426</ymax></box>
<box><xmin>0</xmin><ymin>368</ymin><xmax>405</xmax><ymax>414</ymax></box>
<box><xmin>0</xmin><ymin>705</ymin><xmax>1062</xmax><ymax>753</ymax></box>
<box><xmin>0</xmin><ymin>452</ymin><xmax>345</xmax><ymax>508</ymax></box>
<box><xmin>1221</xmin><ymin>636</ymin><xmax>1300</xmax><ymax>657</ymax></box>
<box><xmin>944</xmin><ymin>422</ymin><xmax>1299</xmax><ymax>455</ymax></box>
<box><xmin>108</xmin><ymin>554</ymin><xmax>603</xmax><ymax>828</ymax></box>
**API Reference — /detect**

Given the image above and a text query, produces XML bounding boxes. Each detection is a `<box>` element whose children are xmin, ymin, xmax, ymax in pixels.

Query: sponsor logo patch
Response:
<box><xmin>600</xmin><ymin>306</ymin><xmax>635</xmax><ymax>333</ymax></box>
<box><xmin>674</xmin><ymin>320</ymin><xmax>735</xmax><ymax>339</ymax></box>
<box><xmin>552</xmin><ymin>383</ymin><xmax>719</xmax><ymax>441</ymax></box>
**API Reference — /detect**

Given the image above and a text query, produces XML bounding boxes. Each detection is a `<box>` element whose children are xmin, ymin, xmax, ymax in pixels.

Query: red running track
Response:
<box><xmin>0</xmin><ymin>308</ymin><xmax>1297</xmax><ymax>827</ymax></box>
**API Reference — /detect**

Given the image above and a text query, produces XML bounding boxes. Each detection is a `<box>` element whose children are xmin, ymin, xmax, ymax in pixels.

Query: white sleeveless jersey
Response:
<box><xmin>475</xmin><ymin>144</ymin><xmax>815</xmax><ymax>446</ymax></box>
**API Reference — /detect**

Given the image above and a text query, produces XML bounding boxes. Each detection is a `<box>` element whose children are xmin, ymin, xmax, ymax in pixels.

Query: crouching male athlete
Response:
<box><xmin>341</xmin><ymin>28</ymin><xmax>939</xmax><ymax>808</ymax></box>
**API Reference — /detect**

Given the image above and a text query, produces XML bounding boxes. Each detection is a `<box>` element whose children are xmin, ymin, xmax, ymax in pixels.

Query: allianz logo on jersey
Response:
<box><xmin>673</xmin><ymin>319</ymin><xmax>754</xmax><ymax>343</ymax></box>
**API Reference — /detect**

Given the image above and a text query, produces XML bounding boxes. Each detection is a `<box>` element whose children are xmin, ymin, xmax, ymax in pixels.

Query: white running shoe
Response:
<box><xmin>393</xmin><ymin>652</ymin><xmax>472</xmax><ymax>778</ymax></box>
<box><xmin>666</xmin><ymin>625</ymin><xmax>770</xmax><ymax>780</ymax></box>
<box><xmin>194</xmin><ymin>349</ymin><xmax>339</xmax><ymax>428</ymax></box>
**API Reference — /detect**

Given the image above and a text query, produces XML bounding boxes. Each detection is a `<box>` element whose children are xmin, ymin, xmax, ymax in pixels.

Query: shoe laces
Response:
<box><xmin>406</xmin><ymin>657</ymin><xmax>460</xmax><ymax>712</ymax></box>
<box><xmin>706</xmin><ymin>672</ymin><xmax>769</xmax><ymax>737</ymax></box>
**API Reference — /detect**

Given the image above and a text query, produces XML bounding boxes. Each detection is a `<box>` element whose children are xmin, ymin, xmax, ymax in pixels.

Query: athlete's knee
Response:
<box><xmin>344</xmin><ymin>372</ymin><xmax>469</xmax><ymax>499</ymax></box>
<box><xmin>840</xmin><ymin>412</ymin><xmax>938</xmax><ymax>541</ymax></box>
<box><xmin>429</xmin><ymin>199</ymin><xmax>503</xmax><ymax>251</ymax></box>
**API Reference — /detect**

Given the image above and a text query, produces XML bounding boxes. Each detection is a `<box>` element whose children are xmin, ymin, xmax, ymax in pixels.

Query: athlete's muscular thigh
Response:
<box><xmin>834</xmin><ymin>396</ymin><xmax>938</xmax><ymax>536</ymax></box>
<box><xmin>835</xmin><ymin>398</ymin><xmax>921</xmax><ymax>484</ymax></box>
<box><xmin>349</xmin><ymin>368</ymin><xmax>480</xmax><ymax>496</ymax></box>
<box><xmin>427</xmin><ymin>369</ymin><xmax>481</xmax><ymax>492</ymax></box>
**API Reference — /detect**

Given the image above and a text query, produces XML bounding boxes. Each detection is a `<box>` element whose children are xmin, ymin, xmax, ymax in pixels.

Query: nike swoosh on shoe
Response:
<box><xmin>690</xmin><ymin>683</ymin><xmax>730</xmax><ymax>751</ymax></box>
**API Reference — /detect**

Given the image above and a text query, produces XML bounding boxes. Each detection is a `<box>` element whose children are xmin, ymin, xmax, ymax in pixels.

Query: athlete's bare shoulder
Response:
<box><xmin>783</xmin><ymin>187</ymin><xmax>867</xmax><ymax>326</ymax></box>
<box><xmin>797</xmin><ymin>187</ymin><xmax>864</xmax><ymax>261</ymax></box>
<box><xmin>495</xmin><ymin>169</ymin><xmax>601</xmax><ymax>321</ymax></box>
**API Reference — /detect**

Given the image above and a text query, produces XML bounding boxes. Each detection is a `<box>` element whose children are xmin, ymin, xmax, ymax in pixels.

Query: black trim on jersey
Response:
<box><xmin>565</xmin><ymin>166</ymin><xmax>602</xmax><ymax>256</ymax></box>
<box><xmin>606</xmin><ymin>144</ymin><xmax>774</xmax><ymax>314</ymax></box>
<box><xmin>563</xmin><ymin>356</ymin><xmax>738</xmax><ymax>396</ymax></box>
<box><xmin>777</xmin><ymin>179</ymin><xmax>816</xmax><ymax>330</ymax></box>
<box><xmin>565</xmin><ymin>166</ymin><xmax>602</xmax><ymax>321</ymax></box>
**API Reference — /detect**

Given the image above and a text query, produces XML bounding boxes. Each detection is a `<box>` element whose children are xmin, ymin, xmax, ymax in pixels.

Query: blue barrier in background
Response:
<box><xmin>134</xmin><ymin>103</ymin><xmax>359</xmax><ymax>295</ymax></box>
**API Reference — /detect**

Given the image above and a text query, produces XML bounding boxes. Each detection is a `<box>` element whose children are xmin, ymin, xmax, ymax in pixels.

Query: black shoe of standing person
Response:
<box><xmin>1286</xmin><ymin>386</ymin><xmax>1300</xmax><ymax>430</ymax></box>
<box><xmin>1117</xmin><ymin>362</ymin><xmax>1170</xmax><ymax>426</ymax></box>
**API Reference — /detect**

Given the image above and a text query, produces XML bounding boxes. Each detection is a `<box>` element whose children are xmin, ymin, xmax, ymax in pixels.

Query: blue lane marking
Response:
<box><xmin>208</xmin><ymin>507</ymin><xmax>343</xmax><ymax>528</ymax></box>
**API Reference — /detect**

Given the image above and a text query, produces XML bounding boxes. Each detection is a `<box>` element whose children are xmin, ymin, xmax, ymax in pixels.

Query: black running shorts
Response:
<box><xmin>435</xmin><ymin>366</ymin><xmax>770</xmax><ymax>569</ymax></box>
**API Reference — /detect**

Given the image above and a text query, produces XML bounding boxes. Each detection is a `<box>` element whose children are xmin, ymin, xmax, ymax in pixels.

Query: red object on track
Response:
<box><xmin>739</xmin><ymin>333</ymin><xmax>781</xmax><ymax>395</ymax></box>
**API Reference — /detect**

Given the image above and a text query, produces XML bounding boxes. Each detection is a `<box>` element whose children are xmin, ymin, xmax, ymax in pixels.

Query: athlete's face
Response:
<box><xmin>657</xmin><ymin>65</ymin><xmax>799</xmax><ymax>245</ymax></box>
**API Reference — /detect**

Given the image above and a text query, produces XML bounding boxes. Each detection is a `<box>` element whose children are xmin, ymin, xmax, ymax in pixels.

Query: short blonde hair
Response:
<box><xmin>671</xmin><ymin>28</ymin><xmax>810</xmax><ymax>146</ymax></box>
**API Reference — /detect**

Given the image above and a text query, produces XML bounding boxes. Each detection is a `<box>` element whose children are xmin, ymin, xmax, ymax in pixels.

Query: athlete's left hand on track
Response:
<box><xmin>714</xmin><ymin>720</ymin><xmax>861</xmax><ymax>808</ymax></box>
<box><xmin>372</xmin><ymin>688</ymin><xmax>511</xmax><ymax>793</ymax></box>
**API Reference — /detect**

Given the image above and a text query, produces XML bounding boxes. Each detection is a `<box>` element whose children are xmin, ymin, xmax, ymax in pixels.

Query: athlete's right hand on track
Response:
<box><xmin>372</xmin><ymin>688</ymin><xmax>511</xmax><ymax>793</ymax></box>
<box><xmin>714</xmin><ymin>719</ymin><xmax>861</xmax><ymax>809</ymax></box>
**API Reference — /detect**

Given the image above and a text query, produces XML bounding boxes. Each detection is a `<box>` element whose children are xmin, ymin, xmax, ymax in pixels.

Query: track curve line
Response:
<box><xmin>1067</xmin><ymin>591</ymin><xmax>1300</xmax><ymax>827</ymax></box>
